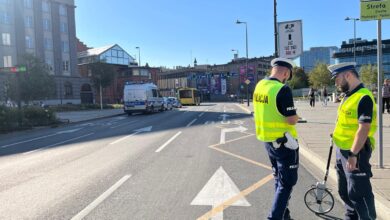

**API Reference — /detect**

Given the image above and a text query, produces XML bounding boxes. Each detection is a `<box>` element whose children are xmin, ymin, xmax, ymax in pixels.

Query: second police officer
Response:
<box><xmin>328</xmin><ymin>62</ymin><xmax>377</xmax><ymax>220</ymax></box>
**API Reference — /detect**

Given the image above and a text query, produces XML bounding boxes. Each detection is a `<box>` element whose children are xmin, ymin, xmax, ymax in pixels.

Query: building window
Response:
<box><xmin>25</xmin><ymin>35</ymin><xmax>33</xmax><ymax>48</ymax></box>
<box><xmin>60</xmin><ymin>22</ymin><xmax>68</xmax><ymax>33</ymax></box>
<box><xmin>42</xmin><ymin>1</ymin><xmax>50</xmax><ymax>12</ymax></box>
<box><xmin>59</xmin><ymin>5</ymin><xmax>67</xmax><ymax>16</ymax></box>
<box><xmin>64</xmin><ymin>82</ymin><xmax>73</xmax><ymax>97</ymax></box>
<box><xmin>44</xmin><ymin>38</ymin><xmax>52</xmax><ymax>50</ymax></box>
<box><xmin>61</xmin><ymin>41</ymin><xmax>69</xmax><ymax>53</ymax></box>
<box><xmin>2</xmin><ymin>33</ymin><xmax>10</xmax><ymax>45</ymax></box>
<box><xmin>25</xmin><ymin>16</ymin><xmax>33</xmax><ymax>28</ymax></box>
<box><xmin>62</xmin><ymin>60</ymin><xmax>69</xmax><ymax>72</ymax></box>
<box><xmin>0</xmin><ymin>11</ymin><xmax>10</xmax><ymax>24</ymax></box>
<box><xmin>3</xmin><ymin>56</ymin><xmax>12</xmax><ymax>67</ymax></box>
<box><xmin>43</xmin><ymin>19</ymin><xmax>51</xmax><ymax>31</ymax></box>
<box><xmin>45</xmin><ymin>57</ymin><xmax>53</xmax><ymax>71</ymax></box>
<box><xmin>24</xmin><ymin>0</ymin><xmax>32</xmax><ymax>9</ymax></box>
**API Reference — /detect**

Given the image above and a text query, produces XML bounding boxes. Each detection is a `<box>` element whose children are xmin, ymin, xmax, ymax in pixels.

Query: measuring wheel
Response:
<box><xmin>304</xmin><ymin>186</ymin><xmax>335</xmax><ymax>214</ymax></box>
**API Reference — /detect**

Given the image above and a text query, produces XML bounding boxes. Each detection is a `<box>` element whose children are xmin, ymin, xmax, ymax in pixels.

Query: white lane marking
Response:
<box><xmin>186</xmin><ymin>119</ymin><xmax>197</xmax><ymax>127</ymax></box>
<box><xmin>109</xmin><ymin>134</ymin><xmax>137</xmax><ymax>145</ymax></box>
<box><xmin>42</xmin><ymin>133</ymin><xmax>94</xmax><ymax>149</ymax></box>
<box><xmin>109</xmin><ymin>126</ymin><xmax>152</xmax><ymax>145</ymax></box>
<box><xmin>0</xmin><ymin>133</ymin><xmax>58</xmax><ymax>148</ymax></box>
<box><xmin>22</xmin><ymin>149</ymin><xmax>42</xmax><ymax>155</ymax></box>
<box><xmin>155</xmin><ymin>131</ymin><xmax>182</xmax><ymax>153</ymax></box>
<box><xmin>1</xmin><ymin>128</ymin><xmax>84</xmax><ymax>149</ymax></box>
<box><xmin>198</xmin><ymin>112</ymin><xmax>205</xmax><ymax>117</ymax></box>
<box><xmin>220</xmin><ymin>126</ymin><xmax>247</xmax><ymax>144</ymax></box>
<box><xmin>71</xmin><ymin>175</ymin><xmax>131</xmax><ymax>220</ymax></box>
<box><xmin>110</xmin><ymin>120</ymin><xmax>139</xmax><ymax>129</ymax></box>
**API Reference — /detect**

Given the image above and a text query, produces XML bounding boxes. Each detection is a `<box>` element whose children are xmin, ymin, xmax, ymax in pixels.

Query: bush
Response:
<box><xmin>0</xmin><ymin>106</ymin><xmax>58</xmax><ymax>133</ymax></box>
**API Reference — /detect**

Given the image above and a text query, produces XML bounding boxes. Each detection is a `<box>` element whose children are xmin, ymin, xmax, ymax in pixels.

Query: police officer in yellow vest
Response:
<box><xmin>328</xmin><ymin>62</ymin><xmax>377</xmax><ymax>220</ymax></box>
<box><xmin>253</xmin><ymin>58</ymin><xmax>299</xmax><ymax>220</ymax></box>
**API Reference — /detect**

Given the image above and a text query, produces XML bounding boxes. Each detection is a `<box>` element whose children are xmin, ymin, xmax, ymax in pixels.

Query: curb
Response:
<box><xmin>58</xmin><ymin>112</ymin><xmax>127</xmax><ymax>125</ymax></box>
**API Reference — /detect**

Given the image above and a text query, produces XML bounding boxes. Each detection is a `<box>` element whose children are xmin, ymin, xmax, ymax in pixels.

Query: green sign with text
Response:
<box><xmin>0</xmin><ymin>66</ymin><xmax>27</xmax><ymax>73</ymax></box>
<box><xmin>361</xmin><ymin>0</ymin><xmax>390</xmax><ymax>21</ymax></box>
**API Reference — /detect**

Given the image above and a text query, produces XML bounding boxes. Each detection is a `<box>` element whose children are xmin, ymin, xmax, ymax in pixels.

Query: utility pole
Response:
<box><xmin>274</xmin><ymin>0</ymin><xmax>278</xmax><ymax>57</ymax></box>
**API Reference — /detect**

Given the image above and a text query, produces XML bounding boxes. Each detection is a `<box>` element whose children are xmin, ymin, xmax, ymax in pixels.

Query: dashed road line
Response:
<box><xmin>71</xmin><ymin>175</ymin><xmax>132</xmax><ymax>220</ymax></box>
<box><xmin>155</xmin><ymin>131</ymin><xmax>182</xmax><ymax>153</ymax></box>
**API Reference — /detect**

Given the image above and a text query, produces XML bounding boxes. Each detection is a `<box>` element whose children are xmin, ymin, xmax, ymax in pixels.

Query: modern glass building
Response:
<box><xmin>0</xmin><ymin>0</ymin><xmax>91</xmax><ymax>104</ymax></box>
<box><xmin>300</xmin><ymin>46</ymin><xmax>339</xmax><ymax>72</ymax></box>
<box><xmin>333</xmin><ymin>39</ymin><xmax>390</xmax><ymax>79</ymax></box>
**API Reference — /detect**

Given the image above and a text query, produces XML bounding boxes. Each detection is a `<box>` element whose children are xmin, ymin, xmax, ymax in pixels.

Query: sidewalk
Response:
<box><xmin>56</xmin><ymin>108</ymin><xmax>125</xmax><ymax>123</ymax></box>
<box><xmin>241</xmin><ymin>100</ymin><xmax>390</xmax><ymax>219</ymax></box>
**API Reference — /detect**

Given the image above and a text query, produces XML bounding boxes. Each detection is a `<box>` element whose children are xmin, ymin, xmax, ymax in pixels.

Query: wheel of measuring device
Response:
<box><xmin>304</xmin><ymin>187</ymin><xmax>334</xmax><ymax>214</ymax></box>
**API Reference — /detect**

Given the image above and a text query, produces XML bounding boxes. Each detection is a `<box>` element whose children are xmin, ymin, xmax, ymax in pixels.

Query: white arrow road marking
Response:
<box><xmin>109</xmin><ymin>126</ymin><xmax>152</xmax><ymax>145</ymax></box>
<box><xmin>71</xmin><ymin>175</ymin><xmax>131</xmax><ymax>220</ymax></box>
<box><xmin>220</xmin><ymin>126</ymin><xmax>247</xmax><ymax>144</ymax></box>
<box><xmin>186</xmin><ymin>119</ymin><xmax>197</xmax><ymax>127</ymax></box>
<box><xmin>0</xmin><ymin>128</ymin><xmax>84</xmax><ymax>149</ymax></box>
<box><xmin>219</xmin><ymin>114</ymin><xmax>230</xmax><ymax>124</ymax></box>
<box><xmin>191</xmin><ymin>167</ymin><xmax>250</xmax><ymax>220</ymax></box>
<box><xmin>155</xmin><ymin>131</ymin><xmax>182</xmax><ymax>153</ymax></box>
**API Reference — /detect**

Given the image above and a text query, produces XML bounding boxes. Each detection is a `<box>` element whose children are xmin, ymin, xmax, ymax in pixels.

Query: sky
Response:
<box><xmin>75</xmin><ymin>0</ymin><xmax>390</xmax><ymax>68</ymax></box>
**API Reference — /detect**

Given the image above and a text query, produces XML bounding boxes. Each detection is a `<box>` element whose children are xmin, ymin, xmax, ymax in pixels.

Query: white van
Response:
<box><xmin>123</xmin><ymin>83</ymin><xmax>164</xmax><ymax>115</ymax></box>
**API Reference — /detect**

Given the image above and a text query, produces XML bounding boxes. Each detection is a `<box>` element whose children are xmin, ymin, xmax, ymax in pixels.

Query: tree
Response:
<box><xmin>8</xmin><ymin>54</ymin><xmax>55</xmax><ymax>104</ymax></box>
<box><xmin>287</xmin><ymin>67</ymin><xmax>309</xmax><ymax>89</ymax></box>
<box><xmin>360</xmin><ymin>64</ymin><xmax>382</xmax><ymax>90</ymax></box>
<box><xmin>88</xmin><ymin>61</ymin><xmax>116</xmax><ymax>108</ymax></box>
<box><xmin>308</xmin><ymin>63</ymin><xmax>332</xmax><ymax>88</ymax></box>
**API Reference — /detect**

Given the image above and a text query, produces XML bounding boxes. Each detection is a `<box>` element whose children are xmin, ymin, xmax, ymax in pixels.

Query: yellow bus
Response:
<box><xmin>178</xmin><ymin>88</ymin><xmax>201</xmax><ymax>105</ymax></box>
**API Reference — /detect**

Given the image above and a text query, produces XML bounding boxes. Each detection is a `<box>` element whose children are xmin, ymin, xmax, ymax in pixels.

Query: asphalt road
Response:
<box><xmin>0</xmin><ymin>103</ymin><xmax>345</xmax><ymax>219</ymax></box>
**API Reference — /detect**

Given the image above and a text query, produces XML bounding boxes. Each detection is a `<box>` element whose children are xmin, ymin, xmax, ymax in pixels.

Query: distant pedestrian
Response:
<box><xmin>328</xmin><ymin>62</ymin><xmax>377</xmax><ymax>220</ymax></box>
<box><xmin>253</xmin><ymin>58</ymin><xmax>299</xmax><ymax>220</ymax></box>
<box><xmin>382</xmin><ymin>79</ymin><xmax>390</xmax><ymax>113</ymax></box>
<box><xmin>308</xmin><ymin>87</ymin><xmax>316</xmax><ymax>107</ymax></box>
<box><xmin>321</xmin><ymin>86</ymin><xmax>328</xmax><ymax>106</ymax></box>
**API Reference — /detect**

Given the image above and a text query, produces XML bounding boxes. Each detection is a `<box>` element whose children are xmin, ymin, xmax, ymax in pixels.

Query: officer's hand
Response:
<box><xmin>346</xmin><ymin>156</ymin><xmax>358</xmax><ymax>172</ymax></box>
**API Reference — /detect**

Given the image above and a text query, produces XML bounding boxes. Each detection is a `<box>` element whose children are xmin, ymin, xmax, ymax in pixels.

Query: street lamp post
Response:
<box><xmin>236</xmin><ymin>20</ymin><xmax>249</xmax><ymax>107</ymax></box>
<box><xmin>135</xmin><ymin>46</ymin><xmax>141</xmax><ymax>66</ymax></box>
<box><xmin>345</xmin><ymin>17</ymin><xmax>360</xmax><ymax>62</ymax></box>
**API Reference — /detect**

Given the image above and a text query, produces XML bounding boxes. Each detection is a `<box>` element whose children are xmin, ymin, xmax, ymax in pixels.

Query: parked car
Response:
<box><xmin>168</xmin><ymin>97</ymin><xmax>182</xmax><ymax>108</ymax></box>
<box><xmin>163</xmin><ymin>97</ymin><xmax>173</xmax><ymax>110</ymax></box>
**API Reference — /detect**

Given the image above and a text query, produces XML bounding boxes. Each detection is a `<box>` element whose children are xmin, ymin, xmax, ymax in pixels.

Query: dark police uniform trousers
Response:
<box><xmin>265</xmin><ymin>142</ymin><xmax>299</xmax><ymax>220</ymax></box>
<box><xmin>335</xmin><ymin>143</ymin><xmax>376</xmax><ymax>220</ymax></box>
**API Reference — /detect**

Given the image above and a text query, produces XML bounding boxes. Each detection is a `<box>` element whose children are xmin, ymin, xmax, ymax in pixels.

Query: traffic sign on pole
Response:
<box><xmin>360</xmin><ymin>0</ymin><xmax>390</xmax><ymax>21</ymax></box>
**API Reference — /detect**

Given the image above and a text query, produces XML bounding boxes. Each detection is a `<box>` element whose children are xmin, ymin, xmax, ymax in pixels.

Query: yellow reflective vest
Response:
<box><xmin>253</xmin><ymin>79</ymin><xmax>298</xmax><ymax>142</ymax></box>
<box><xmin>333</xmin><ymin>87</ymin><xmax>377</xmax><ymax>150</ymax></box>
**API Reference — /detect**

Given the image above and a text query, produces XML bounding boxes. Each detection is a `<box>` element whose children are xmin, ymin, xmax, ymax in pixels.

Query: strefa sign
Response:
<box><xmin>277</xmin><ymin>20</ymin><xmax>303</xmax><ymax>59</ymax></box>
<box><xmin>360</xmin><ymin>0</ymin><xmax>390</xmax><ymax>21</ymax></box>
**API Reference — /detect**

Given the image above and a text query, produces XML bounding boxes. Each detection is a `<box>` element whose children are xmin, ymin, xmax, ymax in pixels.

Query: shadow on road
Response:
<box><xmin>316</xmin><ymin>213</ymin><xmax>343</xmax><ymax>220</ymax></box>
